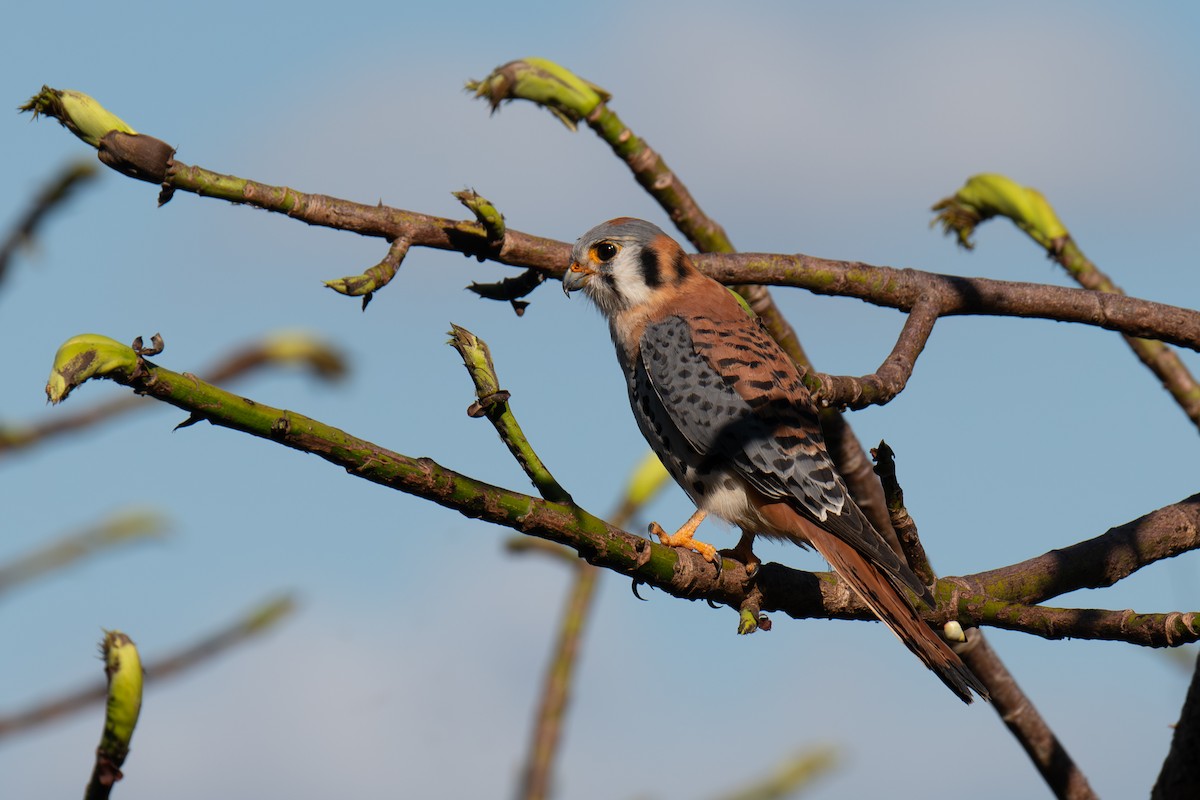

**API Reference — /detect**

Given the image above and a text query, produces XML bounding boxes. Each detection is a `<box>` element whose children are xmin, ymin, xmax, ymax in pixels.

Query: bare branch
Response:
<box><xmin>968</xmin><ymin>495</ymin><xmax>1200</xmax><ymax>604</ymax></box>
<box><xmin>960</xmin><ymin>632</ymin><xmax>1098</xmax><ymax>800</ymax></box>
<box><xmin>812</xmin><ymin>301</ymin><xmax>940</xmax><ymax>409</ymax></box>
<box><xmin>1154</xmin><ymin>653</ymin><xmax>1200</xmax><ymax>798</ymax></box>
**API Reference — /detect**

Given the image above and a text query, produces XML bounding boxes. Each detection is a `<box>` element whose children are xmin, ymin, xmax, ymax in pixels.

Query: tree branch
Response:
<box><xmin>872</xmin><ymin>438</ymin><xmax>1097</xmax><ymax>800</ymax></box>
<box><xmin>0</xmin><ymin>331</ymin><xmax>345</xmax><ymax>459</ymax></box>
<box><xmin>959</xmin><ymin>631</ymin><xmax>1097</xmax><ymax>799</ymax></box>
<box><xmin>43</xmin><ymin>336</ymin><xmax>1200</xmax><ymax>649</ymax></box>
<box><xmin>967</xmin><ymin>495</ymin><xmax>1200</xmax><ymax>604</ymax></box>
<box><xmin>1154</xmin><ymin>652</ymin><xmax>1200</xmax><ymax>798</ymax></box>
<box><xmin>811</xmin><ymin>301</ymin><xmax>940</xmax><ymax>410</ymax></box>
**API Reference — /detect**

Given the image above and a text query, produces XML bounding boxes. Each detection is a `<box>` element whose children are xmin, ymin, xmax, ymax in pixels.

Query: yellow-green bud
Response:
<box><xmin>466</xmin><ymin>58</ymin><xmax>610</xmax><ymax>131</ymax></box>
<box><xmin>20</xmin><ymin>87</ymin><xmax>137</xmax><ymax>148</ymax></box>
<box><xmin>46</xmin><ymin>334</ymin><xmax>139</xmax><ymax>404</ymax></box>
<box><xmin>932</xmin><ymin>173</ymin><xmax>1069</xmax><ymax>251</ymax></box>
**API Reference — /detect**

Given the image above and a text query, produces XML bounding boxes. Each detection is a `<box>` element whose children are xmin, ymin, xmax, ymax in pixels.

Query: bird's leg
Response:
<box><xmin>648</xmin><ymin>509</ymin><xmax>717</xmax><ymax>563</ymax></box>
<box><xmin>719</xmin><ymin>530</ymin><xmax>761</xmax><ymax>577</ymax></box>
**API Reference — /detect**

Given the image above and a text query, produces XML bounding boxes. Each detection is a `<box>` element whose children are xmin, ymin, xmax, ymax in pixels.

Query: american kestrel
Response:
<box><xmin>563</xmin><ymin>217</ymin><xmax>987</xmax><ymax>703</ymax></box>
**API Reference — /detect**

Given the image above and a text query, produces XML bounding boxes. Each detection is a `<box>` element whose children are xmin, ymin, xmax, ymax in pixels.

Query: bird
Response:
<box><xmin>563</xmin><ymin>217</ymin><xmax>988</xmax><ymax>703</ymax></box>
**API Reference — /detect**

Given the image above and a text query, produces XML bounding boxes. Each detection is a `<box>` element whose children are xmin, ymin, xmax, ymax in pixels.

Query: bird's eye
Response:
<box><xmin>594</xmin><ymin>241</ymin><xmax>618</xmax><ymax>262</ymax></box>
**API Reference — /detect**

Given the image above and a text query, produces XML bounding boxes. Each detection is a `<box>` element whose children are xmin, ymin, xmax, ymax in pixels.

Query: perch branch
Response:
<box><xmin>41</xmin><ymin>335</ymin><xmax>1200</xmax><ymax>648</ymax></box>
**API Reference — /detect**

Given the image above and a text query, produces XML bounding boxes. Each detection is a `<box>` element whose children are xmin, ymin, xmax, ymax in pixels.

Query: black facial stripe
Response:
<box><xmin>671</xmin><ymin>249</ymin><xmax>687</xmax><ymax>284</ymax></box>
<box><xmin>600</xmin><ymin>270</ymin><xmax>622</xmax><ymax>302</ymax></box>
<box><xmin>638</xmin><ymin>246</ymin><xmax>663</xmax><ymax>288</ymax></box>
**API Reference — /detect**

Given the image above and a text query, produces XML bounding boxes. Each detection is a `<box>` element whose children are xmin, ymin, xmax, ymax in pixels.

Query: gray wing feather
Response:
<box><xmin>639</xmin><ymin>316</ymin><xmax>931</xmax><ymax>604</ymax></box>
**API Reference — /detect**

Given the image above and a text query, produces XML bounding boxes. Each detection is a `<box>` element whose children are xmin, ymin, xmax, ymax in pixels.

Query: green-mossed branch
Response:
<box><xmin>2</xmin><ymin>331</ymin><xmax>344</xmax><ymax>459</ymax></box>
<box><xmin>41</xmin><ymin>333</ymin><xmax>1200</xmax><ymax>647</ymax></box>
<box><xmin>20</xmin><ymin>86</ymin><xmax>1200</xmax><ymax>358</ymax></box>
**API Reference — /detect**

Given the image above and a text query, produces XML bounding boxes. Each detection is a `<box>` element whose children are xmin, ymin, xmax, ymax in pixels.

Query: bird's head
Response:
<box><xmin>563</xmin><ymin>217</ymin><xmax>695</xmax><ymax>317</ymax></box>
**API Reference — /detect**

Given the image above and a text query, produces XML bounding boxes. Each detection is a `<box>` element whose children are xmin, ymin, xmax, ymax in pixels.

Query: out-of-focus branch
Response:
<box><xmin>710</xmin><ymin>747</ymin><xmax>838</xmax><ymax>800</ymax></box>
<box><xmin>0</xmin><ymin>330</ymin><xmax>345</xmax><ymax>460</ymax></box>
<box><xmin>0</xmin><ymin>595</ymin><xmax>294</xmax><ymax>740</ymax></box>
<box><xmin>0</xmin><ymin>509</ymin><xmax>166</xmax><ymax>597</ymax></box>
<box><xmin>512</xmin><ymin>451</ymin><xmax>670</xmax><ymax>800</ymax></box>
<box><xmin>933</xmin><ymin>173</ymin><xmax>1200</xmax><ymax>430</ymax></box>
<box><xmin>0</xmin><ymin>159</ymin><xmax>98</xmax><ymax>287</ymax></box>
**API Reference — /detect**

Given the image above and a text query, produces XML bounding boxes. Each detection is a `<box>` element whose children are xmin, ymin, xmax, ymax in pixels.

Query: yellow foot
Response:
<box><xmin>648</xmin><ymin>509</ymin><xmax>717</xmax><ymax>563</ymax></box>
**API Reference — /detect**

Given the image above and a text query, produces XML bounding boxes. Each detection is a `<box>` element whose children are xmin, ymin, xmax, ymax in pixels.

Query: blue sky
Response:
<box><xmin>3</xmin><ymin>2</ymin><xmax>1199</xmax><ymax>798</ymax></box>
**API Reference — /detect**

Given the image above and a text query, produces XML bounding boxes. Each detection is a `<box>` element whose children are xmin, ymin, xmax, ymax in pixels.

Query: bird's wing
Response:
<box><xmin>639</xmin><ymin>314</ymin><xmax>928</xmax><ymax>602</ymax></box>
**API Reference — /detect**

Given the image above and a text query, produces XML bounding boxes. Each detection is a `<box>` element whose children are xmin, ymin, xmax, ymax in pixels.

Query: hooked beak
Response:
<box><xmin>562</xmin><ymin>262</ymin><xmax>595</xmax><ymax>296</ymax></box>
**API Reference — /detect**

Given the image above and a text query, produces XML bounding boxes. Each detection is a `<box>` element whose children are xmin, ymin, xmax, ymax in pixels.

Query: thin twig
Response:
<box><xmin>813</xmin><ymin>301</ymin><xmax>940</xmax><ymax>409</ymax></box>
<box><xmin>1052</xmin><ymin>237</ymin><xmax>1200</xmax><ymax>427</ymax></box>
<box><xmin>448</xmin><ymin>324</ymin><xmax>571</xmax><ymax>505</ymax></box>
<box><xmin>0</xmin><ymin>160</ymin><xmax>98</xmax><ymax>287</ymax></box>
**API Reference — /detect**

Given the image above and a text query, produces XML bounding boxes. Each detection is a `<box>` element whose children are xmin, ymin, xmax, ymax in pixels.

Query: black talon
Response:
<box><xmin>631</xmin><ymin>578</ymin><xmax>649</xmax><ymax>601</ymax></box>
<box><xmin>706</xmin><ymin>599</ymin><xmax>721</xmax><ymax>609</ymax></box>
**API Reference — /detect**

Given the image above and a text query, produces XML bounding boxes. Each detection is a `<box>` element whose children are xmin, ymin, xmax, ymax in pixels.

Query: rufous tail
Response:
<box><xmin>796</xmin><ymin>517</ymin><xmax>989</xmax><ymax>703</ymax></box>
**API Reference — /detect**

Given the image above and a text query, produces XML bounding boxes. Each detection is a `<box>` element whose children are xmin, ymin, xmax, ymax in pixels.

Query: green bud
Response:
<box><xmin>466</xmin><ymin>58</ymin><xmax>610</xmax><ymax>131</ymax></box>
<box><xmin>20</xmin><ymin>86</ymin><xmax>137</xmax><ymax>148</ymax></box>
<box><xmin>932</xmin><ymin>173</ymin><xmax>1069</xmax><ymax>251</ymax></box>
<box><xmin>45</xmin><ymin>334</ymin><xmax>139</xmax><ymax>404</ymax></box>
<box><xmin>453</xmin><ymin>189</ymin><xmax>506</xmax><ymax>241</ymax></box>
<box><xmin>99</xmin><ymin>630</ymin><xmax>143</xmax><ymax>764</ymax></box>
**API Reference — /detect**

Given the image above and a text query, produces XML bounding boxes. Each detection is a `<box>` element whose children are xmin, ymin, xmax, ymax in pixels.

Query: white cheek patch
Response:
<box><xmin>609</xmin><ymin>248</ymin><xmax>655</xmax><ymax>309</ymax></box>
